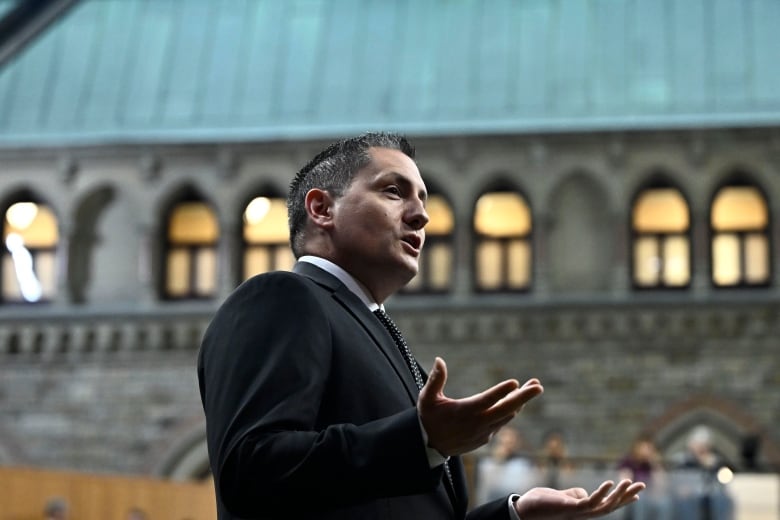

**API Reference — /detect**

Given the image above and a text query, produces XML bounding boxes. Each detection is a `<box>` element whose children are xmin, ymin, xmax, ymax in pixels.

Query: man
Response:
<box><xmin>198</xmin><ymin>132</ymin><xmax>644</xmax><ymax>519</ymax></box>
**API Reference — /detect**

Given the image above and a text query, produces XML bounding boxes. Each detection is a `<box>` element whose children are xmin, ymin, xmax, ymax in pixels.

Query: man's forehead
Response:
<box><xmin>366</xmin><ymin>147</ymin><xmax>426</xmax><ymax>185</ymax></box>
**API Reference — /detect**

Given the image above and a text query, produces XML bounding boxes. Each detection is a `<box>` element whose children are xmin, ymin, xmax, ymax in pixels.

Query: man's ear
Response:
<box><xmin>305</xmin><ymin>188</ymin><xmax>335</xmax><ymax>229</ymax></box>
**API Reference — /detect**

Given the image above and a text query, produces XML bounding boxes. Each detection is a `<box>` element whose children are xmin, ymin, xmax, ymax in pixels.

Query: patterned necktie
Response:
<box><xmin>372</xmin><ymin>308</ymin><xmax>457</xmax><ymax>503</ymax></box>
<box><xmin>373</xmin><ymin>308</ymin><xmax>425</xmax><ymax>390</ymax></box>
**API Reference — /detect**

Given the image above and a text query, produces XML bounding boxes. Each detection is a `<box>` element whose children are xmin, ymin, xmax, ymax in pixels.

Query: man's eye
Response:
<box><xmin>386</xmin><ymin>186</ymin><xmax>401</xmax><ymax>196</ymax></box>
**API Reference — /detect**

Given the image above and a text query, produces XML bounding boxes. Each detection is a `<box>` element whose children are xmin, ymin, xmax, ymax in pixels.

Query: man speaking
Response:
<box><xmin>198</xmin><ymin>132</ymin><xmax>644</xmax><ymax>519</ymax></box>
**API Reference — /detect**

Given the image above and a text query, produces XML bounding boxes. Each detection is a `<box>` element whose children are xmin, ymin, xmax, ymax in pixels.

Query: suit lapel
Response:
<box><xmin>292</xmin><ymin>262</ymin><xmax>420</xmax><ymax>402</ymax></box>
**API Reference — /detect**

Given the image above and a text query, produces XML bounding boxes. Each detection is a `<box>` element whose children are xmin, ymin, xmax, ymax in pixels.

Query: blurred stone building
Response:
<box><xmin>0</xmin><ymin>0</ymin><xmax>779</xmax><ymax>483</ymax></box>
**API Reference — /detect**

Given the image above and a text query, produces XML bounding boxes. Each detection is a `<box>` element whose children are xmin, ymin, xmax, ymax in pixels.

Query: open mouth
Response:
<box><xmin>402</xmin><ymin>235</ymin><xmax>422</xmax><ymax>251</ymax></box>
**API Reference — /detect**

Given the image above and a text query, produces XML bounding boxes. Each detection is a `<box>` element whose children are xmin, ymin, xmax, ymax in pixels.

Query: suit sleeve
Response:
<box><xmin>466</xmin><ymin>496</ymin><xmax>515</xmax><ymax>520</ymax></box>
<box><xmin>198</xmin><ymin>273</ymin><xmax>441</xmax><ymax>517</ymax></box>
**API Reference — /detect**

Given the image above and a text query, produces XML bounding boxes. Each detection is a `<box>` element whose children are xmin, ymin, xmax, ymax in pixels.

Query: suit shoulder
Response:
<box><xmin>241</xmin><ymin>270</ymin><xmax>313</xmax><ymax>290</ymax></box>
<box><xmin>221</xmin><ymin>270</ymin><xmax>324</xmax><ymax>307</ymax></box>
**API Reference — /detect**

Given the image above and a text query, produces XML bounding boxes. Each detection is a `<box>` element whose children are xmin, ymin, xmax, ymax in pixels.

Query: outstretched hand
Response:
<box><xmin>417</xmin><ymin>357</ymin><xmax>544</xmax><ymax>456</ymax></box>
<box><xmin>513</xmin><ymin>479</ymin><xmax>646</xmax><ymax>519</ymax></box>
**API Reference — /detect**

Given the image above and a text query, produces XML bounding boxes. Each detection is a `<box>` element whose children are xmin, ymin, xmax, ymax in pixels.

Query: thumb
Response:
<box><xmin>423</xmin><ymin>356</ymin><xmax>447</xmax><ymax>397</ymax></box>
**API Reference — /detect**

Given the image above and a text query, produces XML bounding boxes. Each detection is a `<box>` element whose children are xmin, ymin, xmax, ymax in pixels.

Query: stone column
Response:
<box><xmin>136</xmin><ymin>221</ymin><xmax>159</xmax><ymax>305</ymax></box>
<box><xmin>533</xmin><ymin>212</ymin><xmax>551</xmax><ymax>300</ymax></box>
<box><xmin>611</xmin><ymin>210</ymin><xmax>629</xmax><ymax>296</ymax></box>
<box><xmin>218</xmin><ymin>217</ymin><xmax>240</xmax><ymax>300</ymax></box>
<box><xmin>55</xmin><ymin>219</ymin><xmax>71</xmax><ymax>305</ymax></box>
<box><xmin>690</xmin><ymin>210</ymin><xmax>711</xmax><ymax>297</ymax></box>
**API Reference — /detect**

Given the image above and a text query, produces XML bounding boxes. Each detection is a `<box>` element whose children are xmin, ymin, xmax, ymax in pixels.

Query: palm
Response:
<box><xmin>514</xmin><ymin>480</ymin><xmax>645</xmax><ymax>519</ymax></box>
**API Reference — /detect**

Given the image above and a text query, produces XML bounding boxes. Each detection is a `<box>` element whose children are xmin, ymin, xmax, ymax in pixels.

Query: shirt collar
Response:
<box><xmin>298</xmin><ymin>256</ymin><xmax>382</xmax><ymax>311</ymax></box>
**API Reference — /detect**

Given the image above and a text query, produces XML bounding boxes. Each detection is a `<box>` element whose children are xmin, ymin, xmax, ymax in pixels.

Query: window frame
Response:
<box><xmin>239</xmin><ymin>190</ymin><xmax>294</xmax><ymax>283</ymax></box>
<box><xmin>709</xmin><ymin>179</ymin><xmax>772</xmax><ymax>289</ymax></box>
<box><xmin>1</xmin><ymin>194</ymin><xmax>59</xmax><ymax>305</ymax></box>
<box><xmin>471</xmin><ymin>186</ymin><xmax>534</xmax><ymax>294</ymax></box>
<box><xmin>629</xmin><ymin>182</ymin><xmax>692</xmax><ymax>291</ymax></box>
<box><xmin>161</xmin><ymin>194</ymin><xmax>220</xmax><ymax>301</ymax></box>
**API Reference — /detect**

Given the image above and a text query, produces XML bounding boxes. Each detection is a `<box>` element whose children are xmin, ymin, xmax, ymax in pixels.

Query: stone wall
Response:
<box><xmin>0</xmin><ymin>299</ymin><xmax>778</xmax><ymax>478</ymax></box>
<box><xmin>1</xmin><ymin>128</ymin><xmax>780</xmax><ymax>478</ymax></box>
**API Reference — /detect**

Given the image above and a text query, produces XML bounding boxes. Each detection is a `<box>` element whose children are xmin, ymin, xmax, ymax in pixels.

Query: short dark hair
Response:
<box><xmin>287</xmin><ymin>132</ymin><xmax>415</xmax><ymax>257</ymax></box>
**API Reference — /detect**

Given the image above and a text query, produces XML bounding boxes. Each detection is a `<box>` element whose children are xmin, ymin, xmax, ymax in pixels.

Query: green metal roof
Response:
<box><xmin>0</xmin><ymin>1</ymin><xmax>16</xmax><ymax>19</ymax></box>
<box><xmin>1</xmin><ymin>0</ymin><xmax>779</xmax><ymax>148</ymax></box>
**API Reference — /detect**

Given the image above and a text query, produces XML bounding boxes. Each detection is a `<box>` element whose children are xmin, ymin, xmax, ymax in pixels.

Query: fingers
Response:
<box><xmin>614</xmin><ymin>480</ymin><xmax>645</xmax><ymax>507</ymax></box>
<box><xmin>592</xmin><ymin>480</ymin><xmax>616</xmax><ymax>499</ymax></box>
<box><xmin>421</xmin><ymin>358</ymin><xmax>543</xmax><ymax>426</ymax></box>
<box><xmin>579</xmin><ymin>479</ymin><xmax>645</xmax><ymax>517</ymax></box>
<box><xmin>601</xmin><ymin>479</ymin><xmax>643</xmax><ymax>507</ymax></box>
<box><xmin>521</xmin><ymin>377</ymin><xmax>542</xmax><ymax>388</ymax></box>
<box><xmin>472</xmin><ymin>379</ymin><xmax>520</xmax><ymax>407</ymax></box>
<box><xmin>482</xmin><ymin>380</ymin><xmax>544</xmax><ymax>420</ymax></box>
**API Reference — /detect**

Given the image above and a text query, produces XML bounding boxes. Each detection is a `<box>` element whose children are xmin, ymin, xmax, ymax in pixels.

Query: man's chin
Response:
<box><xmin>399</xmin><ymin>265</ymin><xmax>419</xmax><ymax>286</ymax></box>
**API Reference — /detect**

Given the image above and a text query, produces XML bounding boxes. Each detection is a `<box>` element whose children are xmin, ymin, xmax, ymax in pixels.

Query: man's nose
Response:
<box><xmin>406</xmin><ymin>200</ymin><xmax>429</xmax><ymax>229</ymax></box>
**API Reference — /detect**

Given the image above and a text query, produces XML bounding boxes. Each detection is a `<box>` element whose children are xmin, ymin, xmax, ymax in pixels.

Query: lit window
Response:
<box><xmin>473</xmin><ymin>191</ymin><xmax>532</xmax><ymax>291</ymax></box>
<box><xmin>631</xmin><ymin>188</ymin><xmax>690</xmax><ymax>288</ymax></box>
<box><xmin>243</xmin><ymin>196</ymin><xmax>294</xmax><ymax>280</ymax></box>
<box><xmin>164</xmin><ymin>201</ymin><xmax>219</xmax><ymax>299</ymax></box>
<box><xmin>711</xmin><ymin>185</ymin><xmax>770</xmax><ymax>287</ymax></box>
<box><xmin>403</xmin><ymin>194</ymin><xmax>454</xmax><ymax>293</ymax></box>
<box><xmin>2</xmin><ymin>201</ymin><xmax>58</xmax><ymax>303</ymax></box>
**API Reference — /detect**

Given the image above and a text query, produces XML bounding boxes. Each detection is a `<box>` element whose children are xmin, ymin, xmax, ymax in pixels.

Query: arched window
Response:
<box><xmin>631</xmin><ymin>187</ymin><xmax>691</xmax><ymax>288</ymax></box>
<box><xmin>403</xmin><ymin>193</ymin><xmax>454</xmax><ymax>293</ymax></box>
<box><xmin>473</xmin><ymin>191</ymin><xmax>532</xmax><ymax>291</ymax></box>
<box><xmin>2</xmin><ymin>199</ymin><xmax>58</xmax><ymax>303</ymax></box>
<box><xmin>164</xmin><ymin>199</ymin><xmax>219</xmax><ymax>299</ymax></box>
<box><xmin>710</xmin><ymin>184</ymin><xmax>770</xmax><ymax>287</ymax></box>
<box><xmin>242</xmin><ymin>195</ymin><xmax>294</xmax><ymax>280</ymax></box>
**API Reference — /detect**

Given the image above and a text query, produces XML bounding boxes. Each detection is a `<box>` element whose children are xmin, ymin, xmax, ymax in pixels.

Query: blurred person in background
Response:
<box><xmin>43</xmin><ymin>497</ymin><xmax>68</xmax><ymax>520</ymax></box>
<box><xmin>475</xmin><ymin>425</ymin><xmax>535</xmax><ymax>505</ymax></box>
<box><xmin>126</xmin><ymin>507</ymin><xmax>148</xmax><ymax>520</ymax></box>
<box><xmin>617</xmin><ymin>435</ymin><xmax>672</xmax><ymax>520</ymax></box>
<box><xmin>535</xmin><ymin>429</ymin><xmax>576</xmax><ymax>489</ymax></box>
<box><xmin>672</xmin><ymin>425</ymin><xmax>734</xmax><ymax>520</ymax></box>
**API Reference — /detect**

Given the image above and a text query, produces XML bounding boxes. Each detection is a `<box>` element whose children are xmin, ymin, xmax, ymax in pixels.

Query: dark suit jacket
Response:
<box><xmin>198</xmin><ymin>262</ymin><xmax>512</xmax><ymax>519</ymax></box>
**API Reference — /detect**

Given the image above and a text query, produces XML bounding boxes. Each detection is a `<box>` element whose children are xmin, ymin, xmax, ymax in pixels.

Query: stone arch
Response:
<box><xmin>627</xmin><ymin>167</ymin><xmax>695</xmax><ymax>214</ymax></box>
<box><xmin>630</xmin><ymin>169</ymin><xmax>693</xmax><ymax>202</ymax></box>
<box><xmin>472</xmin><ymin>174</ymin><xmax>531</xmax><ymax>207</ymax></box>
<box><xmin>68</xmin><ymin>184</ymin><xmax>116</xmax><ymax>303</ymax></box>
<box><xmin>706</xmin><ymin>162</ymin><xmax>774</xmax><ymax>208</ymax></box>
<box><xmin>707</xmin><ymin>167</ymin><xmax>772</xmax><ymax>217</ymax></box>
<box><xmin>470</xmin><ymin>174</ymin><xmax>534</xmax><ymax>238</ymax></box>
<box><xmin>155</xmin><ymin>181</ymin><xmax>219</xmax><ymax>226</ymax></box>
<box><xmin>233</xmin><ymin>177</ymin><xmax>288</xmax><ymax>210</ymax></box>
<box><xmin>152</xmin><ymin>422</ymin><xmax>211</xmax><ymax>481</ymax></box>
<box><xmin>546</xmin><ymin>170</ymin><xmax>612</xmax><ymax>292</ymax></box>
<box><xmin>645</xmin><ymin>396</ymin><xmax>779</xmax><ymax>471</ymax></box>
